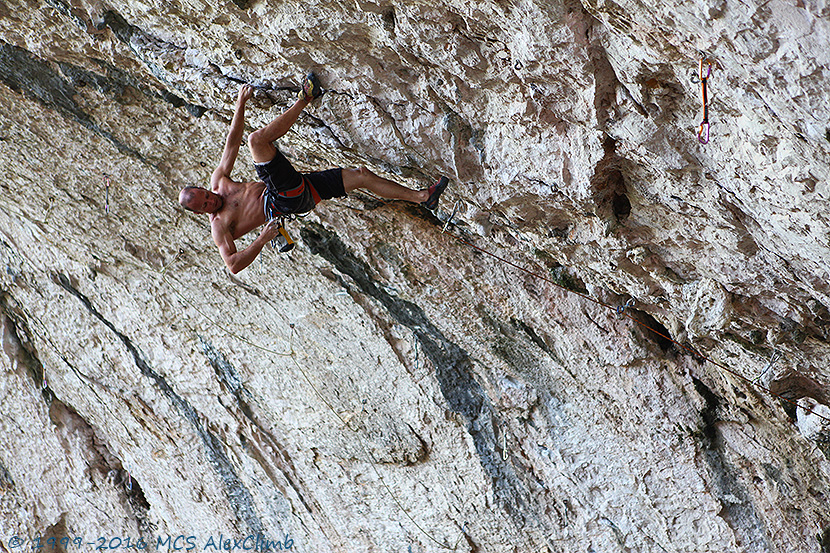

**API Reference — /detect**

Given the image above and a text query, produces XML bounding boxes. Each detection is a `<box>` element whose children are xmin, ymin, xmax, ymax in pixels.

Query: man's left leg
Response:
<box><xmin>342</xmin><ymin>167</ymin><xmax>429</xmax><ymax>203</ymax></box>
<box><xmin>248</xmin><ymin>97</ymin><xmax>312</xmax><ymax>163</ymax></box>
<box><xmin>248</xmin><ymin>74</ymin><xmax>324</xmax><ymax>163</ymax></box>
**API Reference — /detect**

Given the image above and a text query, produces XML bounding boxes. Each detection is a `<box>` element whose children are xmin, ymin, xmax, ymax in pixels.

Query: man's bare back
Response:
<box><xmin>178</xmin><ymin>78</ymin><xmax>448</xmax><ymax>274</ymax></box>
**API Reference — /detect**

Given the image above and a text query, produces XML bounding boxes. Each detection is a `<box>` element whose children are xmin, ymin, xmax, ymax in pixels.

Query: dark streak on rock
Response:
<box><xmin>511</xmin><ymin>318</ymin><xmax>555</xmax><ymax>357</ymax></box>
<box><xmin>692</xmin><ymin>377</ymin><xmax>770</xmax><ymax>551</ymax></box>
<box><xmin>100</xmin><ymin>10</ymin><xmax>207</xmax><ymax>117</ymax></box>
<box><xmin>301</xmin><ymin>222</ymin><xmax>534</xmax><ymax>528</ymax></box>
<box><xmin>200</xmin><ymin>335</ymin><xmax>246</xmax><ymax>396</ymax></box>
<box><xmin>1</xmin><ymin>298</ymin><xmax>154</xmax><ymax>534</ymax></box>
<box><xmin>0</xmin><ymin>299</ymin><xmax>52</xmax><ymax>402</ymax></box>
<box><xmin>820</xmin><ymin>525</ymin><xmax>830</xmax><ymax>553</ymax></box>
<box><xmin>198</xmin><ymin>335</ymin><xmax>318</xmax><ymax>518</ymax></box>
<box><xmin>99</xmin><ymin>9</ymin><xmax>141</xmax><ymax>46</ymax></box>
<box><xmin>54</xmin><ymin>274</ymin><xmax>265</xmax><ymax>535</ymax></box>
<box><xmin>0</xmin><ymin>11</ymin><xmax>206</xmax><ymax>156</ymax></box>
<box><xmin>0</xmin><ymin>459</ymin><xmax>14</xmax><ymax>490</ymax></box>
<box><xmin>0</xmin><ymin>40</ymin><xmax>143</xmax><ymax>158</ymax></box>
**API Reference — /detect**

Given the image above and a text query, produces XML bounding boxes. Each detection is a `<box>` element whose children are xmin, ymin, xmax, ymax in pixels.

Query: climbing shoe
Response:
<box><xmin>421</xmin><ymin>176</ymin><xmax>449</xmax><ymax>210</ymax></box>
<box><xmin>299</xmin><ymin>72</ymin><xmax>324</xmax><ymax>102</ymax></box>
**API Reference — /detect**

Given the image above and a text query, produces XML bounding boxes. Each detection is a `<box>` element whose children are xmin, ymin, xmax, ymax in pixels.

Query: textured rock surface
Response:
<box><xmin>1</xmin><ymin>0</ymin><xmax>829</xmax><ymax>552</ymax></box>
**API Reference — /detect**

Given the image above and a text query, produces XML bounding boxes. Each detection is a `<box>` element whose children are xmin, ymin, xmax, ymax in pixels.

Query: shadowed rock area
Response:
<box><xmin>1</xmin><ymin>1</ymin><xmax>829</xmax><ymax>551</ymax></box>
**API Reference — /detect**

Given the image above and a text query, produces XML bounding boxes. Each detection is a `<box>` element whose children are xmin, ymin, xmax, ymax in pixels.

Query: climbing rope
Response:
<box><xmin>159</xmin><ymin>260</ymin><xmax>293</xmax><ymax>358</ymax></box>
<box><xmin>345</xmin><ymin>190</ymin><xmax>830</xmax><ymax>426</ymax></box>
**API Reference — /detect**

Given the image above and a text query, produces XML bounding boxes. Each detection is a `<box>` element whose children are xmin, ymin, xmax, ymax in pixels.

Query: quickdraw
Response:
<box><xmin>616</xmin><ymin>298</ymin><xmax>635</xmax><ymax>319</ymax></box>
<box><xmin>754</xmin><ymin>349</ymin><xmax>780</xmax><ymax>384</ymax></box>
<box><xmin>442</xmin><ymin>200</ymin><xmax>463</xmax><ymax>233</ymax></box>
<box><xmin>104</xmin><ymin>175</ymin><xmax>111</xmax><ymax>214</ymax></box>
<box><xmin>697</xmin><ymin>58</ymin><xmax>716</xmax><ymax>144</ymax></box>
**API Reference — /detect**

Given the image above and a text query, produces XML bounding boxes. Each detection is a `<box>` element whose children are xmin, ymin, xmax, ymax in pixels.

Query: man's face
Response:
<box><xmin>181</xmin><ymin>188</ymin><xmax>223</xmax><ymax>213</ymax></box>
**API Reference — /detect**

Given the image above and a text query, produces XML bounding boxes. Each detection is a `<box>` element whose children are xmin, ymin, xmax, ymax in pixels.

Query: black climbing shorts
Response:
<box><xmin>305</xmin><ymin>168</ymin><xmax>346</xmax><ymax>201</ymax></box>
<box><xmin>255</xmin><ymin>148</ymin><xmax>345</xmax><ymax>216</ymax></box>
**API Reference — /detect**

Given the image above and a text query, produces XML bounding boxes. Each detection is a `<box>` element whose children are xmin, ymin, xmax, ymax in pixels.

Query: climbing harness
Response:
<box><xmin>263</xmin><ymin>200</ymin><xmax>296</xmax><ymax>253</ymax></box>
<box><xmin>262</xmin><ymin>177</ymin><xmax>321</xmax><ymax>254</ymax></box>
<box><xmin>697</xmin><ymin>57</ymin><xmax>716</xmax><ymax>144</ymax></box>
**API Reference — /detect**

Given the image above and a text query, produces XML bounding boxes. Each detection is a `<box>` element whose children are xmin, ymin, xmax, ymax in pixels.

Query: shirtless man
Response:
<box><xmin>178</xmin><ymin>76</ymin><xmax>448</xmax><ymax>274</ymax></box>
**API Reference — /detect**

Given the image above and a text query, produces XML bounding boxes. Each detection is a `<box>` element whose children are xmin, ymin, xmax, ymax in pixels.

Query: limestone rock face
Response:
<box><xmin>1</xmin><ymin>1</ymin><xmax>829</xmax><ymax>552</ymax></box>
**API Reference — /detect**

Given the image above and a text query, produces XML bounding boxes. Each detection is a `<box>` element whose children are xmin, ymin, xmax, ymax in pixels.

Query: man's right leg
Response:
<box><xmin>247</xmin><ymin>97</ymin><xmax>312</xmax><ymax>163</ymax></box>
<box><xmin>342</xmin><ymin>167</ymin><xmax>429</xmax><ymax>204</ymax></box>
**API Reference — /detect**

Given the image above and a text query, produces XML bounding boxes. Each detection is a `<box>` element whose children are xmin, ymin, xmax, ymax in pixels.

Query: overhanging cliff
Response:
<box><xmin>1</xmin><ymin>1</ymin><xmax>829</xmax><ymax>552</ymax></box>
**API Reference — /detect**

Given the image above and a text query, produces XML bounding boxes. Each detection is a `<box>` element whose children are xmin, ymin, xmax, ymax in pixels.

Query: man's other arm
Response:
<box><xmin>212</xmin><ymin>220</ymin><xmax>280</xmax><ymax>274</ymax></box>
<box><xmin>212</xmin><ymin>85</ymin><xmax>254</xmax><ymax>185</ymax></box>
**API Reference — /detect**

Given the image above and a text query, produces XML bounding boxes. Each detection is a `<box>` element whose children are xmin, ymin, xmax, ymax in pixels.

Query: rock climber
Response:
<box><xmin>178</xmin><ymin>74</ymin><xmax>449</xmax><ymax>274</ymax></box>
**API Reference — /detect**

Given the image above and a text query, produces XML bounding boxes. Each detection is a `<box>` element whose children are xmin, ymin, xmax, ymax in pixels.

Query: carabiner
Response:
<box><xmin>699</xmin><ymin>58</ymin><xmax>714</xmax><ymax>81</ymax></box>
<box><xmin>697</xmin><ymin>121</ymin><xmax>710</xmax><ymax>144</ymax></box>
<box><xmin>442</xmin><ymin>200</ymin><xmax>463</xmax><ymax>233</ymax></box>
<box><xmin>271</xmin><ymin>217</ymin><xmax>295</xmax><ymax>253</ymax></box>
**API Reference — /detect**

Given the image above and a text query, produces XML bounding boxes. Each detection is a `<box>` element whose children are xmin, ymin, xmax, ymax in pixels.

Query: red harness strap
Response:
<box><xmin>277</xmin><ymin>177</ymin><xmax>322</xmax><ymax>205</ymax></box>
<box><xmin>306</xmin><ymin>177</ymin><xmax>322</xmax><ymax>204</ymax></box>
<box><xmin>279</xmin><ymin>180</ymin><xmax>305</xmax><ymax>198</ymax></box>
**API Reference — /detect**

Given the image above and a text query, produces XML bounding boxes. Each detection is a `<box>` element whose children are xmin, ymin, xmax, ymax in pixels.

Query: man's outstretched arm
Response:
<box><xmin>212</xmin><ymin>220</ymin><xmax>281</xmax><ymax>274</ymax></box>
<box><xmin>212</xmin><ymin>85</ymin><xmax>254</xmax><ymax>183</ymax></box>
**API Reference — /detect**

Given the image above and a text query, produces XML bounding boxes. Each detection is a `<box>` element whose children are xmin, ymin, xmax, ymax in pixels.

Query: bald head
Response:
<box><xmin>179</xmin><ymin>186</ymin><xmax>223</xmax><ymax>214</ymax></box>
